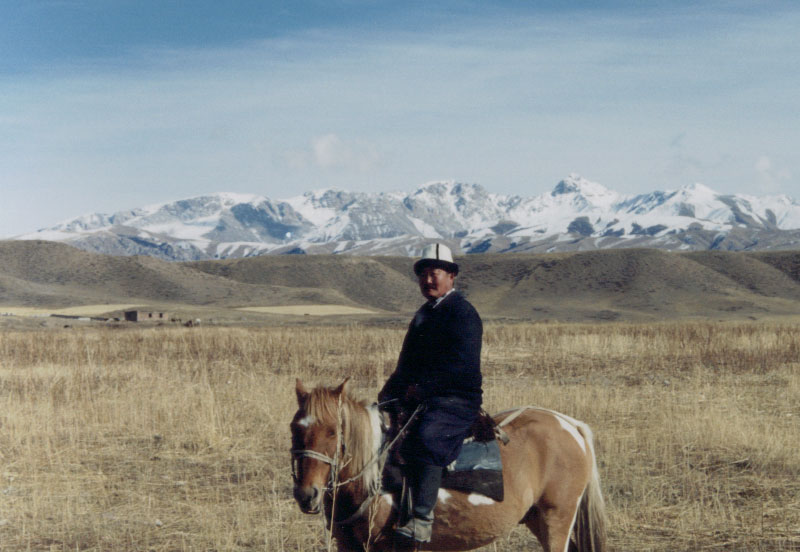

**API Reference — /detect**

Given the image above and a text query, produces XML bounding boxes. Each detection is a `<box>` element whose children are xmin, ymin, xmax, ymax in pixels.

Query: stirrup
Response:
<box><xmin>394</xmin><ymin>516</ymin><xmax>433</xmax><ymax>543</ymax></box>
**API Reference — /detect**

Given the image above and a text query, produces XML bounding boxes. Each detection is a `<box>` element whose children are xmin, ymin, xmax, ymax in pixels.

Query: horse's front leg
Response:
<box><xmin>347</xmin><ymin>496</ymin><xmax>405</xmax><ymax>552</ymax></box>
<box><xmin>333</xmin><ymin>530</ymin><xmax>367</xmax><ymax>552</ymax></box>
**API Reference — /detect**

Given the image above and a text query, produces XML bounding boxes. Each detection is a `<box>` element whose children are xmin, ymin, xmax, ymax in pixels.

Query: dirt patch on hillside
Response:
<box><xmin>239</xmin><ymin>305</ymin><xmax>377</xmax><ymax>316</ymax></box>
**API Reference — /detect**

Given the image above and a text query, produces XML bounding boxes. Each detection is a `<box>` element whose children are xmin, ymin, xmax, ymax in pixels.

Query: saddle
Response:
<box><xmin>380</xmin><ymin>408</ymin><xmax>506</xmax><ymax>502</ymax></box>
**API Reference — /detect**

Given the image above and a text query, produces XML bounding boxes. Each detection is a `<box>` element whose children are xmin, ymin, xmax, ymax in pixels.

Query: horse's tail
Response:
<box><xmin>572</xmin><ymin>422</ymin><xmax>607</xmax><ymax>552</ymax></box>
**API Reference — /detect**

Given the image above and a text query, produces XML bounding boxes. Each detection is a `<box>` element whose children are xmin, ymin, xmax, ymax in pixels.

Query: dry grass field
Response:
<box><xmin>0</xmin><ymin>321</ymin><xmax>798</xmax><ymax>551</ymax></box>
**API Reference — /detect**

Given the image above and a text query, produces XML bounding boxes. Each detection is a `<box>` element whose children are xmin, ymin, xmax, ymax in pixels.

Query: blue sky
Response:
<box><xmin>1</xmin><ymin>1</ymin><xmax>798</xmax><ymax>237</ymax></box>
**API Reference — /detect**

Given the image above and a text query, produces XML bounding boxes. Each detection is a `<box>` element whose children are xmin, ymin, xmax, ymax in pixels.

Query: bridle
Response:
<box><xmin>291</xmin><ymin>401</ymin><xmax>421</xmax><ymax>490</ymax></box>
<box><xmin>291</xmin><ymin>402</ymin><xmax>424</xmax><ymax>526</ymax></box>
<box><xmin>291</xmin><ymin>442</ymin><xmax>382</xmax><ymax>528</ymax></box>
<box><xmin>290</xmin><ymin>448</ymin><xmax>340</xmax><ymax>489</ymax></box>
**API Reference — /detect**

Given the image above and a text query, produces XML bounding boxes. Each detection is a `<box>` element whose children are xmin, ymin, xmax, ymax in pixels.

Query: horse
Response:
<box><xmin>290</xmin><ymin>378</ymin><xmax>607</xmax><ymax>552</ymax></box>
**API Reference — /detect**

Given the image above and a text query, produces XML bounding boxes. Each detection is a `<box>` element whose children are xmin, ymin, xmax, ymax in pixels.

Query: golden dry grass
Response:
<box><xmin>0</xmin><ymin>321</ymin><xmax>798</xmax><ymax>551</ymax></box>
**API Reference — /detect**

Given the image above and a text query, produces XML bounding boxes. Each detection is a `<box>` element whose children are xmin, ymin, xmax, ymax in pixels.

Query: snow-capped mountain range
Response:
<box><xmin>15</xmin><ymin>174</ymin><xmax>800</xmax><ymax>261</ymax></box>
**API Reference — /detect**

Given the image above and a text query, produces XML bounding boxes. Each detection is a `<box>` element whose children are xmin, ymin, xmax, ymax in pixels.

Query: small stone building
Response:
<box><xmin>123</xmin><ymin>310</ymin><xmax>168</xmax><ymax>322</ymax></box>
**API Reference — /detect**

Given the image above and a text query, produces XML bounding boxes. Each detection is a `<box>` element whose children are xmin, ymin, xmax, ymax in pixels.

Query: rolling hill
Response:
<box><xmin>0</xmin><ymin>241</ymin><xmax>366</xmax><ymax>311</ymax></box>
<box><xmin>1</xmin><ymin>240</ymin><xmax>799</xmax><ymax>322</ymax></box>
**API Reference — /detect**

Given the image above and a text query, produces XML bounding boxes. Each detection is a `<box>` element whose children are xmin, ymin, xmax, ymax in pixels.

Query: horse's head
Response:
<box><xmin>290</xmin><ymin>378</ymin><xmax>350</xmax><ymax>514</ymax></box>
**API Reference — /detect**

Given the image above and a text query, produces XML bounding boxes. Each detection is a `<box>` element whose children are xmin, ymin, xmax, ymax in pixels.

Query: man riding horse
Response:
<box><xmin>378</xmin><ymin>243</ymin><xmax>483</xmax><ymax>544</ymax></box>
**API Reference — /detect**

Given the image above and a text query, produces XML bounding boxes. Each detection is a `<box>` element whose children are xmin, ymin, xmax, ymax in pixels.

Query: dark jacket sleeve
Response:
<box><xmin>378</xmin><ymin>319</ymin><xmax>415</xmax><ymax>403</ymax></box>
<box><xmin>378</xmin><ymin>364</ymin><xmax>409</xmax><ymax>404</ymax></box>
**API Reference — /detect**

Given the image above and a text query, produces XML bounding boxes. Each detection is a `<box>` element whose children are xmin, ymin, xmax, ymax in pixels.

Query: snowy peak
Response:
<box><xmin>15</xmin><ymin>175</ymin><xmax>800</xmax><ymax>260</ymax></box>
<box><xmin>299</xmin><ymin>188</ymin><xmax>359</xmax><ymax>210</ymax></box>
<box><xmin>551</xmin><ymin>173</ymin><xmax>613</xmax><ymax>198</ymax></box>
<box><xmin>402</xmin><ymin>181</ymin><xmax>504</xmax><ymax>235</ymax></box>
<box><xmin>548</xmin><ymin>174</ymin><xmax>620</xmax><ymax>215</ymax></box>
<box><xmin>677</xmin><ymin>182</ymin><xmax>717</xmax><ymax>197</ymax></box>
<box><xmin>55</xmin><ymin>212</ymin><xmax>116</xmax><ymax>233</ymax></box>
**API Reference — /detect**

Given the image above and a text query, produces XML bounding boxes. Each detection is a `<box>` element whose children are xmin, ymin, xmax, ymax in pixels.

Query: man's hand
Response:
<box><xmin>404</xmin><ymin>384</ymin><xmax>424</xmax><ymax>403</ymax></box>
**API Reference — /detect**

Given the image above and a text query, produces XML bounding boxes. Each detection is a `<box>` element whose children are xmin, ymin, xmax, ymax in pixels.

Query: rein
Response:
<box><xmin>334</xmin><ymin>403</ymin><xmax>423</xmax><ymax>490</ymax></box>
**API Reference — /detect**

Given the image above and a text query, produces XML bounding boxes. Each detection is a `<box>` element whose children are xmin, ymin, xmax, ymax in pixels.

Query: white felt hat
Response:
<box><xmin>413</xmin><ymin>243</ymin><xmax>459</xmax><ymax>276</ymax></box>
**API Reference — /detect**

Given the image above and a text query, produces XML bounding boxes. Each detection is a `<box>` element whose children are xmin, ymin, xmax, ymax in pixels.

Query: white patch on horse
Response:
<box><xmin>382</xmin><ymin>494</ymin><xmax>394</xmax><ymax>509</ymax></box>
<box><xmin>555</xmin><ymin>415</ymin><xmax>586</xmax><ymax>454</ymax></box>
<box><xmin>523</xmin><ymin>487</ymin><xmax>534</xmax><ymax>508</ymax></box>
<box><xmin>438</xmin><ymin>489</ymin><xmax>452</xmax><ymax>504</ymax></box>
<box><xmin>298</xmin><ymin>415</ymin><xmax>315</xmax><ymax>427</ymax></box>
<box><xmin>467</xmin><ymin>493</ymin><xmax>495</xmax><ymax>506</ymax></box>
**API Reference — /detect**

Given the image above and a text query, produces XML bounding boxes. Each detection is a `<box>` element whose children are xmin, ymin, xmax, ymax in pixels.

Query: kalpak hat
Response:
<box><xmin>413</xmin><ymin>243</ymin><xmax>459</xmax><ymax>276</ymax></box>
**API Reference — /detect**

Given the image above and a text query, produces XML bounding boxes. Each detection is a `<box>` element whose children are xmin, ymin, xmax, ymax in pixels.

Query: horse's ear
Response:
<box><xmin>332</xmin><ymin>377</ymin><xmax>350</xmax><ymax>397</ymax></box>
<box><xmin>296</xmin><ymin>378</ymin><xmax>309</xmax><ymax>404</ymax></box>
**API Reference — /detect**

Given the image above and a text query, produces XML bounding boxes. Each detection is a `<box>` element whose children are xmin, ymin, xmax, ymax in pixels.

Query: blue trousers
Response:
<box><xmin>401</xmin><ymin>396</ymin><xmax>479</xmax><ymax>467</ymax></box>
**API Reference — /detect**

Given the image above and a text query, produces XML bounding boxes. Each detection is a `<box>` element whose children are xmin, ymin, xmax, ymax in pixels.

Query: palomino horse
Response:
<box><xmin>291</xmin><ymin>379</ymin><xmax>606</xmax><ymax>551</ymax></box>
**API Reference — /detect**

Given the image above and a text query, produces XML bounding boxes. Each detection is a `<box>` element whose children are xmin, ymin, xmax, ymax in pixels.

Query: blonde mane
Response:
<box><xmin>304</xmin><ymin>385</ymin><xmax>382</xmax><ymax>496</ymax></box>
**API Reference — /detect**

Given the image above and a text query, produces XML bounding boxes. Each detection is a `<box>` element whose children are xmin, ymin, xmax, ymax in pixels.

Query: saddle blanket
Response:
<box><xmin>383</xmin><ymin>438</ymin><xmax>504</xmax><ymax>502</ymax></box>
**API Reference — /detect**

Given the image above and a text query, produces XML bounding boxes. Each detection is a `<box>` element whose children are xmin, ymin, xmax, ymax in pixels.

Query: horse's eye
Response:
<box><xmin>327</xmin><ymin>429</ymin><xmax>336</xmax><ymax>438</ymax></box>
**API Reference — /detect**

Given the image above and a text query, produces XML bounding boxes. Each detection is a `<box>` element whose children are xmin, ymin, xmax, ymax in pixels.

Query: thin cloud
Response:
<box><xmin>755</xmin><ymin>156</ymin><xmax>792</xmax><ymax>194</ymax></box>
<box><xmin>285</xmin><ymin>134</ymin><xmax>383</xmax><ymax>173</ymax></box>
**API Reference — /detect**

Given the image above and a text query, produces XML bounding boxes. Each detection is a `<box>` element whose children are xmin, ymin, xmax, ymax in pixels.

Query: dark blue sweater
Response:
<box><xmin>379</xmin><ymin>291</ymin><xmax>483</xmax><ymax>408</ymax></box>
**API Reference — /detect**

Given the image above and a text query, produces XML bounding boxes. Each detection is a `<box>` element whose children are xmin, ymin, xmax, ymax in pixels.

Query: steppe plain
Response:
<box><xmin>0</xmin><ymin>240</ymin><xmax>798</xmax><ymax>551</ymax></box>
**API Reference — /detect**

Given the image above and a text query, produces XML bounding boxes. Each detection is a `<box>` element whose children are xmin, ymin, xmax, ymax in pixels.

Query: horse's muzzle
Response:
<box><xmin>294</xmin><ymin>484</ymin><xmax>322</xmax><ymax>514</ymax></box>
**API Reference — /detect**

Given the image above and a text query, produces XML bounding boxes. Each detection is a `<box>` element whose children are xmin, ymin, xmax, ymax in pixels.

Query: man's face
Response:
<box><xmin>418</xmin><ymin>267</ymin><xmax>455</xmax><ymax>301</ymax></box>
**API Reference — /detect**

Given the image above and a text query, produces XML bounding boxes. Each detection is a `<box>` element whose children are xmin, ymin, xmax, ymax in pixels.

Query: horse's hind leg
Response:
<box><xmin>523</xmin><ymin>502</ymin><xmax>579</xmax><ymax>552</ymax></box>
<box><xmin>521</xmin><ymin>506</ymin><xmax>546</xmax><ymax>548</ymax></box>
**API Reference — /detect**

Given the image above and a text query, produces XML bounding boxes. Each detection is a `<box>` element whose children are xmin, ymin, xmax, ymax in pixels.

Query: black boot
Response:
<box><xmin>395</xmin><ymin>464</ymin><xmax>442</xmax><ymax>543</ymax></box>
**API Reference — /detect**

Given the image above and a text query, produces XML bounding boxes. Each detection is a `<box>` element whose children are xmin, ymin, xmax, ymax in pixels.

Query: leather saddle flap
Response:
<box><xmin>441</xmin><ymin>439</ymin><xmax>504</xmax><ymax>502</ymax></box>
